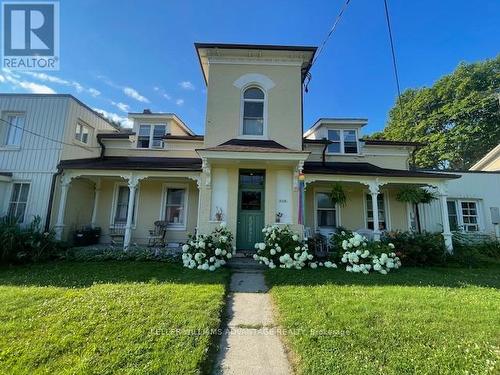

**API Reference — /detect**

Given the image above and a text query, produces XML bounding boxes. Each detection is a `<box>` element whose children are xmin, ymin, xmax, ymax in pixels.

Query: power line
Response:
<box><xmin>310</xmin><ymin>0</ymin><xmax>352</xmax><ymax>68</ymax></box>
<box><xmin>383</xmin><ymin>0</ymin><xmax>402</xmax><ymax>103</ymax></box>
<box><xmin>0</xmin><ymin>117</ymin><xmax>101</xmax><ymax>149</ymax></box>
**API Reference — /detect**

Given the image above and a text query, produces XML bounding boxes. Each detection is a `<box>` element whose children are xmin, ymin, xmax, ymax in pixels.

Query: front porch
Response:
<box><xmin>51</xmin><ymin>169</ymin><xmax>201</xmax><ymax>249</ymax></box>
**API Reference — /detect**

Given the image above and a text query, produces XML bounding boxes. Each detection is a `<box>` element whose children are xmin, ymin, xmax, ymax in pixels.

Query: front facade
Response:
<box><xmin>41</xmin><ymin>43</ymin><xmax>463</xmax><ymax>252</ymax></box>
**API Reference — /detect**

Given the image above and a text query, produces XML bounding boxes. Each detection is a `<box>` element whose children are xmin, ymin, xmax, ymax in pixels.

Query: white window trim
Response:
<box><xmin>313</xmin><ymin>188</ymin><xmax>341</xmax><ymax>231</ymax></box>
<box><xmin>2</xmin><ymin>111</ymin><xmax>25</xmax><ymax>148</ymax></box>
<box><xmin>7</xmin><ymin>181</ymin><xmax>31</xmax><ymax>224</ymax></box>
<box><xmin>447</xmin><ymin>199</ymin><xmax>483</xmax><ymax>232</ymax></box>
<box><xmin>74</xmin><ymin>120</ymin><xmax>93</xmax><ymax>145</ymax></box>
<box><xmin>159</xmin><ymin>183</ymin><xmax>189</xmax><ymax>231</ymax></box>
<box><xmin>239</xmin><ymin>85</ymin><xmax>268</xmax><ymax>139</ymax></box>
<box><xmin>363</xmin><ymin>189</ymin><xmax>391</xmax><ymax>231</ymax></box>
<box><xmin>136</xmin><ymin>123</ymin><xmax>168</xmax><ymax>149</ymax></box>
<box><xmin>109</xmin><ymin>182</ymin><xmax>140</xmax><ymax>228</ymax></box>
<box><xmin>324</xmin><ymin>128</ymin><xmax>360</xmax><ymax>155</ymax></box>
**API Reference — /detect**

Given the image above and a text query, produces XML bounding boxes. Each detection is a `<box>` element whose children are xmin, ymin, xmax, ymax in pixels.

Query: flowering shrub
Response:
<box><xmin>253</xmin><ymin>225</ymin><xmax>337</xmax><ymax>270</ymax></box>
<box><xmin>340</xmin><ymin>232</ymin><xmax>402</xmax><ymax>274</ymax></box>
<box><xmin>181</xmin><ymin>223</ymin><xmax>234</xmax><ymax>271</ymax></box>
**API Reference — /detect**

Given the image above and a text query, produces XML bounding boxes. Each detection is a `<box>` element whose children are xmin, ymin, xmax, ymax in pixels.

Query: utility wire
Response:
<box><xmin>383</xmin><ymin>0</ymin><xmax>402</xmax><ymax>104</ymax></box>
<box><xmin>310</xmin><ymin>0</ymin><xmax>352</xmax><ymax>68</ymax></box>
<box><xmin>0</xmin><ymin>117</ymin><xmax>101</xmax><ymax>149</ymax></box>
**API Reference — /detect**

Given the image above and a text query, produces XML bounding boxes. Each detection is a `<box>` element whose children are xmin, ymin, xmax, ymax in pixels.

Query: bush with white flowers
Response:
<box><xmin>253</xmin><ymin>225</ymin><xmax>336</xmax><ymax>270</ymax></box>
<box><xmin>340</xmin><ymin>232</ymin><xmax>402</xmax><ymax>274</ymax></box>
<box><xmin>181</xmin><ymin>223</ymin><xmax>234</xmax><ymax>271</ymax></box>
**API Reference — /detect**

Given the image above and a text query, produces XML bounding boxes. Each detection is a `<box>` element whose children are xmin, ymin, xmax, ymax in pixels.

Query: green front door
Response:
<box><xmin>236</xmin><ymin>170</ymin><xmax>265</xmax><ymax>251</ymax></box>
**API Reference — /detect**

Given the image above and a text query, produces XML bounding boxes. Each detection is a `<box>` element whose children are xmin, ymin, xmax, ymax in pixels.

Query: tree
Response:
<box><xmin>375</xmin><ymin>56</ymin><xmax>500</xmax><ymax>169</ymax></box>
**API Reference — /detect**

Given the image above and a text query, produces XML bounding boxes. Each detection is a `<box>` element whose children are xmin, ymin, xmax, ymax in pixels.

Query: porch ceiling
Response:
<box><xmin>59</xmin><ymin>156</ymin><xmax>202</xmax><ymax>172</ymax></box>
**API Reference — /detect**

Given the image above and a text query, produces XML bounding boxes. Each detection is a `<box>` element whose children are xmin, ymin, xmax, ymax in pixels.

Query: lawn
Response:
<box><xmin>267</xmin><ymin>266</ymin><xmax>500</xmax><ymax>375</ymax></box>
<box><xmin>0</xmin><ymin>261</ymin><xmax>229</xmax><ymax>374</ymax></box>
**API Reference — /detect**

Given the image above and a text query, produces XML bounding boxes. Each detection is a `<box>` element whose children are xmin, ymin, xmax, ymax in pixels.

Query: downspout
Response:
<box><xmin>97</xmin><ymin>135</ymin><xmax>106</xmax><ymax>158</ymax></box>
<box><xmin>322</xmin><ymin>139</ymin><xmax>328</xmax><ymax>166</ymax></box>
<box><xmin>45</xmin><ymin>166</ymin><xmax>63</xmax><ymax>232</ymax></box>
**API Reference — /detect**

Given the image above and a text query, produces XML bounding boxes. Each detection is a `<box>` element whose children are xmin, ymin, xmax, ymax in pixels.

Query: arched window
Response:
<box><xmin>242</xmin><ymin>87</ymin><xmax>265</xmax><ymax>136</ymax></box>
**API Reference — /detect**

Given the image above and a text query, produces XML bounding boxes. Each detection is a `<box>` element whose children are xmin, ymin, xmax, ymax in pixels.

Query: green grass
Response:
<box><xmin>0</xmin><ymin>261</ymin><xmax>229</xmax><ymax>374</ymax></box>
<box><xmin>266</xmin><ymin>266</ymin><xmax>500</xmax><ymax>375</ymax></box>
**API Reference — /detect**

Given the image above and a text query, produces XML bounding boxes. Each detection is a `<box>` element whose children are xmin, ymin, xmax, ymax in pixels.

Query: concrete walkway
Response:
<box><xmin>214</xmin><ymin>270</ymin><xmax>291</xmax><ymax>375</ymax></box>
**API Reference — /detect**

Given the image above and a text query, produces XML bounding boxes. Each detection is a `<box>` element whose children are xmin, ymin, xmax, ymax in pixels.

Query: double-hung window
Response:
<box><xmin>8</xmin><ymin>183</ymin><xmax>30</xmax><ymax>223</ymax></box>
<box><xmin>137</xmin><ymin>124</ymin><xmax>167</xmax><ymax>148</ymax></box>
<box><xmin>327</xmin><ymin>129</ymin><xmax>359</xmax><ymax>154</ymax></box>
<box><xmin>5</xmin><ymin>114</ymin><xmax>25</xmax><ymax>146</ymax></box>
<box><xmin>113</xmin><ymin>185</ymin><xmax>137</xmax><ymax>225</ymax></box>
<box><xmin>316</xmin><ymin>192</ymin><xmax>337</xmax><ymax>229</ymax></box>
<box><xmin>366</xmin><ymin>193</ymin><xmax>387</xmax><ymax>230</ymax></box>
<box><xmin>447</xmin><ymin>200</ymin><xmax>480</xmax><ymax>232</ymax></box>
<box><xmin>242</xmin><ymin>87</ymin><xmax>265</xmax><ymax>136</ymax></box>
<box><xmin>164</xmin><ymin>187</ymin><xmax>187</xmax><ymax>229</ymax></box>
<box><xmin>75</xmin><ymin>122</ymin><xmax>91</xmax><ymax>144</ymax></box>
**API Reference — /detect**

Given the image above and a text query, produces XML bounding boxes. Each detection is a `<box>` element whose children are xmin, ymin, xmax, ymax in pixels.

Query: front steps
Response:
<box><xmin>227</xmin><ymin>253</ymin><xmax>266</xmax><ymax>271</ymax></box>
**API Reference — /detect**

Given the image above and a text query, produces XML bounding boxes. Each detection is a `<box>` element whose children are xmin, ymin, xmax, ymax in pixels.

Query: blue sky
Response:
<box><xmin>1</xmin><ymin>0</ymin><xmax>499</xmax><ymax>135</ymax></box>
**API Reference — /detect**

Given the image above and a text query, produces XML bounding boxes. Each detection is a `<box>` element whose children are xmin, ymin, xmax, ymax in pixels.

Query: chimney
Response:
<box><xmin>143</xmin><ymin>109</ymin><xmax>152</xmax><ymax>114</ymax></box>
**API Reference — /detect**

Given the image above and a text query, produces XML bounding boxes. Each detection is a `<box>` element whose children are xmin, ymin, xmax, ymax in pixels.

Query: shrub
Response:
<box><xmin>181</xmin><ymin>223</ymin><xmax>234</xmax><ymax>271</ymax></box>
<box><xmin>254</xmin><ymin>225</ymin><xmax>330</xmax><ymax>269</ymax></box>
<box><xmin>449</xmin><ymin>240</ymin><xmax>500</xmax><ymax>267</ymax></box>
<box><xmin>0</xmin><ymin>216</ymin><xmax>66</xmax><ymax>264</ymax></box>
<box><xmin>329</xmin><ymin>227</ymin><xmax>353</xmax><ymax>261</ymax></box>
<box><xmin>339</xmin><ymin>232</ymin><xmax>401</xmax><ymax>274</ymax></box>
<box><xmin>65</xmin><ymin>246</ymin><xmax>180</xmax><ymax>262</ymax></box>
<box><xmin>382</xmin><ymin>231</ymin><xmax>446</xmax><ymax>266</ymax></box>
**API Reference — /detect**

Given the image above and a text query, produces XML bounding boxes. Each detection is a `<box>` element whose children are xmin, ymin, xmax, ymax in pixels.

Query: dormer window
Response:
<box><xmin>327</xmin><ymin>129</ymin><xmax>359</xmax><ymax>154</ymax></box>
<box><xmin>242</xmin><ymin>87</ymin><xmax>265</xmax><ymax>136</ymax></box>
<box><xmin>137</xmin><ymin>124</ymin><xmax>167</xmax><ymax>148</ymax></box>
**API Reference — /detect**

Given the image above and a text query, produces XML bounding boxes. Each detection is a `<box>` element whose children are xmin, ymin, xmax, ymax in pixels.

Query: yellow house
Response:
<box><xmin>51</xmin><ymin>43</ymin><xmax>460</xmax><ymax>251</ymax></box>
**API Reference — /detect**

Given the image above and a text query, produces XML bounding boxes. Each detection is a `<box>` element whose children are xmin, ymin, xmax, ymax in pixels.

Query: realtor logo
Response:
<box><xmin>2</xmin><ymin>1</ymin><xmax>59</xmax><ymax>70</ymax></box>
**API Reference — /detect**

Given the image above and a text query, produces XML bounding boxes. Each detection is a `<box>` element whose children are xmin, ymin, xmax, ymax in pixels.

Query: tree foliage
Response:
<box><xmin>374</xmin><ymin>56</ymin><xmax>500</xmax><ymax>169</ymax></box>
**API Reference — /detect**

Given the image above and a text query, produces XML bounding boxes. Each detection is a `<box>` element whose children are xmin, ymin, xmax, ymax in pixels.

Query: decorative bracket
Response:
<box><xmin>202</xmin><ymin>157</ymin><xmax>211</xmax><ymax>187</ymax></box>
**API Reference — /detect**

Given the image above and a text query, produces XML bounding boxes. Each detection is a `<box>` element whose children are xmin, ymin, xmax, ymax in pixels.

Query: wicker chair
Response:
<box><xmin>148</xmin><ymin>220</ymin><xmax>168</xmax><ymax>247</ymax></box>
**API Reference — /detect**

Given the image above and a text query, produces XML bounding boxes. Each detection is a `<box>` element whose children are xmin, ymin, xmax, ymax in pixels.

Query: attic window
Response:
<box><xmin>242</xmin><ymin>87</ymin><xmax>265</xmax><ymax>136</ymax></box>
<box><xmin>327</xmin><ymin>129</ymin><xmax>359</xmax><ymax>154</ymax></box>
<box><xmin>137</xmin><ymin>124</ymin><xmax>167</xmax><ymax>148</ymax></box>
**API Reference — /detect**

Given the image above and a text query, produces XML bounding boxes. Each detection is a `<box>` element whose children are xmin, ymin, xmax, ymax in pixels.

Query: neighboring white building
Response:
<box><xmin>421</xmin><ymin>144</ymin><xmax>500</xmax><ymax>239</ymax></box>
<box><xmin>0</xmin><ymin>94</ymin><xmax>117</xmax><ymax>229</ymax></box>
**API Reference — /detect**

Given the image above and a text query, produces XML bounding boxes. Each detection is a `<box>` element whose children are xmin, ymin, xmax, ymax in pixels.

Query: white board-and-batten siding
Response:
<box><xmin>0</xmin><ymin>94</ymin><xmax>116</xmax><ymax>226</ymax></box>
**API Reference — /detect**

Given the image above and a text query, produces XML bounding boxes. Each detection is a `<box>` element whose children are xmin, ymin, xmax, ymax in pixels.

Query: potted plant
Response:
<box><xmin>396</xmin><ymin>186</ymin><xmax>436</xmax><ymax>233</ymax></box>
<box><xmin>214</xmin><ymin>207</ymin><xmax>224</xmax><ymax>222</ymax></box>
<box><xmin>276</xmin><ymin>212</ymin><xmax>283</xmax><ymax>223</ymax></box>
<box><xmin>330</xmin><ymin>183</ymin><xmax>347</xmax><ymax>206</ymax></box>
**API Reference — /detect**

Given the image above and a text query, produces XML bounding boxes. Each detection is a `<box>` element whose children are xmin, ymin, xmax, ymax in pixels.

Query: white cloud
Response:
<box><xmin>93</xmin><ymin>108</ymin><xmax>133</xmax><ymax>128</ymax></box>
<box><xmin>19</xmin><ymin>71</ymin><xmax>100</xmax><ymax>97</ymax></box>
<box><xmin>123</xmin><ymin>87</ymin><xmax>149</xmax><ymax>103</ymax></box>
<box><xmin>0</xmin><ymin>75</ymin><xmax>5</xmax><ymax>83</ymax></box>
<box><xmin>111</xmin><ymin>101</ymin><xmax>130</xmax><ymax>113</ymax></box>
<box><xmin>176</xmin><ymin>99</ymin><xmax>184</xmax><ymax>106</ymax></box>
<box><xmin>88</xmin><ymin>88</ymin><xmax>101</xmax><ymax>97</ymax></box>
<box><xmin>3</xmin><ymin>71</ymin><xmax>56</xmax><ymax>94</ymax></box>
<box><xmin>153</xmin><ymin>86</ymin><xmax>172</xmax><ymax>101</ymax></box>
<box><xmin>179</xmin><ymin>81</ymin><xmax>195</xmax><ymax>90</ymax></box>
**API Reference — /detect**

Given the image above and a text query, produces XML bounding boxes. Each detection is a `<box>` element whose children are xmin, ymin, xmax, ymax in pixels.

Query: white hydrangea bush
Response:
<box><xmin>253</xmin><ymin>225</ymin><xmax>337</xmax><ymax>270</ymax></box>
<box><xmin>181</xmin><ymin>223</ymin><xmax>234</xmax><ymax>271</ymax></box>
<box><xmin>340</xmin><ymin>232</ymin><xmax>402</xmax><ymax>274</ymax></box>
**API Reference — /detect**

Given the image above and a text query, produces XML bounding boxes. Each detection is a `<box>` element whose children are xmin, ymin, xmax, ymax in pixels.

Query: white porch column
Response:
<box><xmin>123</xmin><ymin>177</ymin><xmax>139</xmax><ymax>250</ymax></box>
<box><xmin>437</xmin><ymin>184</ymin><xmax>453</xmax><ymax>253</ymax></box>
<box><xmin>54</xmin><ymin>175</ymin><xmax>72</xmax><ymax>240</ymax></box>
<box><xmin>90</xmin><ymin>177</ymin><xmax>101</xmax><ymax>228</ymax></box>
<box><xmin>368</xmin><ymin>182</ymin><xmax>381</xmax><ymax>241</ymax></box>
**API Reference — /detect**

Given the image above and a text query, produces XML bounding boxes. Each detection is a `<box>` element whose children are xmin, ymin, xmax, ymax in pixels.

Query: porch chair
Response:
<box><xmin>308</xmin><ymin>232</ymin><xmax>329</xmax><ymax>259</ymax></box>
<box><xmin>356</xmin><ymin>228</ymin><xmax>374</xmax><ymax>241</ymax></box>
<box><xmin>148</xmin><ymin>220</ymin><xmax>168</xmax><ymax>247</ymax></box>
<box><xmin>109</xmin><ymin>223</ymin><xmax>126</xmax><ymax>245</ymax></box>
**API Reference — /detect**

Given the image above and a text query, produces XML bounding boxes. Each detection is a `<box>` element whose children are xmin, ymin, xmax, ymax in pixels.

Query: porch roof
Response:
<box><xmin>199</xmin><ymin>139</ymin><xmax>303</xmax><ymax>153</ymax></box>
<box><xmin>58</xmin><ymin>156</ymin><xmax>202</xmax><ymax>172</ymax></box>
<box><xmin>303</xmin><ymin>161</ymin><xmax>461</xmax><ymax>179</ymax></box>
